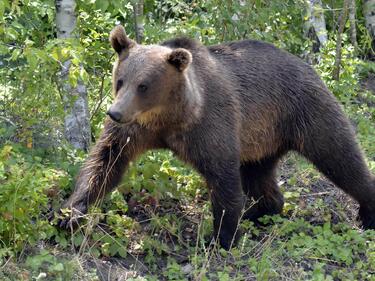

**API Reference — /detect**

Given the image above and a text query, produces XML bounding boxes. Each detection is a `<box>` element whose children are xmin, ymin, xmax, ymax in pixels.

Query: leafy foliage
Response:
<box><xmin>0</xmin><ymin>144</ymin><xmax>70</xmax><ymax>255</ymax></box>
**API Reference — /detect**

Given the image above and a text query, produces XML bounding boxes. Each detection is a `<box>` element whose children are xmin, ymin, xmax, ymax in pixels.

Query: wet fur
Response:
<box><xmin>61</xmin><ymin>36</ymin><xmax>375</xmax><ymax>249</ymax></box>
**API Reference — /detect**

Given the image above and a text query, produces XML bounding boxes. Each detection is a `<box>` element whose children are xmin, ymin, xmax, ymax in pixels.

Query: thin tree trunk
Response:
<box><xmin>333</xmin><ymin>0</ymin><xmax>349</xmax><ymax>81</ymax></box>
<box><xmin>304</xmin><ymin>0</ymin><xmax>328</xmax><ymax>52</ymax></box>
<box><xmin>133</xmin><ymin>0</ymin><xmax>144</xmax><ymax>44</ymax></box>
<box><xmin>56</xmin><ymin>0</ymin><xmax>91</xmax><ymax>151</ymax></box>
<box><xmin>363</xmin><ymin>0</ymin><xmax>375</xmax><ymax>55</ymax></box>
<box><xmin>348</xmin><ymin>0</ymin><xmax>358</xmax><ymax>51</ymax></box>
<box><xmin>363</xmin><ymin>0</ymin><xmax>375</xmax><ymax>39</ymax></box>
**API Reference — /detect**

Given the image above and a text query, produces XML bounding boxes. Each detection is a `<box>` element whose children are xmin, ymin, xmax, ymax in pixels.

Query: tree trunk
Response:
<box><xmin>348</xmin><ymin>0</ymin><xmax>358</xmax><ymax>51</ymax></box>
<box><xmin>56</xmin><ymin>0</ymin><xmax>91</xmax><ymax>151</ymax></box>
<box><xmin>133</xmin><ymin>0</ymin><xmax>144</xmax><ymax>44</ymax></box>
<box><xmin>304</xmin><ymin>0</ymin><xmax>328</xmax><ymax>52</ymax></box>
<box><xmin>363</xmin><ymin>0</ymin><xmax>375</xmax><ymax>54</ymax></box>
<box><xmin>333</xmin><ymin>0</ymin><xmax>349</xmax><ymax>81</ymax></box>
<box><xmin>363</xmin><ymin>0</ymin><xmax>375</xmax><ymax>38</ymax></box>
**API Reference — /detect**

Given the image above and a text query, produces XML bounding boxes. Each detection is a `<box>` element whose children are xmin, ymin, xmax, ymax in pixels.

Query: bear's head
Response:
<box><xmin>107</xmin><ymin>25</ymin><xmax>193</xmax><ymax>127</ymax></box>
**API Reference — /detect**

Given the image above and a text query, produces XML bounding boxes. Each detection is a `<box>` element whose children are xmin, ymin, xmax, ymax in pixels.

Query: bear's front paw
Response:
<box><xmin>216</xmin><ymin>227</ymin><xmax>243</xmax><ymax>250</ymax></box>
<box><xmin>51</xmin><ymin>201</ymin><xmax>88</xmax><ymax>231</ymax></box>
<box><xmin>58</xmin><ymin>207</ymin><xmax>86</xmax><ymax>230</ymax></box>
<box><xmin>358</xmin><ymin>205</ymin><xmax>375</xmax><ymax>230</ymax></box>
<box><xmin>243</xmin><ymin>195</ymin><xmax>284</xmax><ymax>224</ymax></box>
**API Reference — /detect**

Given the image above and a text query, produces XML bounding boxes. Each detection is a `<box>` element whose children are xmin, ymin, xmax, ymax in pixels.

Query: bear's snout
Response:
<box><xmin>107</xmin><ymin>110</ymin><xmax>123</xmax><ymax>123</ymax></box>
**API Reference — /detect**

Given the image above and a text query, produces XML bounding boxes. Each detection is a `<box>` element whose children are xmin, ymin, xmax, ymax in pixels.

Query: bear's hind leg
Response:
<box><xmin>241</xmin><ymin>156</ymin><xmax>284</xmax><ymax>223</ymax></box>
<box><xmin>300</xmin><ymin>116</ymin><xmax>375</xmax><ymax>230</ymax></box>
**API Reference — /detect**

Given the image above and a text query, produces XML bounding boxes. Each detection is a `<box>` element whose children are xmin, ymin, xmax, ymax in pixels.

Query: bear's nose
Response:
<box><xmin>107</xmin><ymin>110</ymin><xmax>122</xmax><ymax>122</ymax></box>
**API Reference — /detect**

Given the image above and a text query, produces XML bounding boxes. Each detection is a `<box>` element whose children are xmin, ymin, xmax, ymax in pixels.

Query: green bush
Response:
<box><xmin>0</xmin><ymin>144</ymin><xmax>70</xmax><ymax>256</ymax></box>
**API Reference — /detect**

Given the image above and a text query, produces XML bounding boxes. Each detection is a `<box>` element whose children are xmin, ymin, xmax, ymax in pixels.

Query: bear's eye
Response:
<box><xmin>116</xmin><ymin>79</ymin><xmax>123</xmax><ymax>92</ymax></box>
<box><xmin>137</xmin><ymin>84</ymin><xmax>148</xmax><ymax>93</ymax></box>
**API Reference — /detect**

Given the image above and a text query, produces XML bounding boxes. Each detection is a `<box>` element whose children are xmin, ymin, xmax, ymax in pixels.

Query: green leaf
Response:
<box><xmin>118</xmin><ymin>247</ymin><xmax>127</xmax><ymax>258</ymax></box>
<box><xmin>10</xmin><ymin>48</ymin><xmax>21</xmax><ymax>60</ymax></box>
<box><xmin>6</xmin><ymin>27</ymin><xmax>18</xmax><ymax>40</ymax></box>
<box><xmin>95</xmin><ymin>0</ymin><xmax>109</xmax><ymax>12</ymax></box>
<box><xmin>109</xmin><ymin>242</ymin><xmax>118</xmax><ymax>256</ymax></box>
<box><xmin>50</xmin><ymin>262</ymin><xmax>64</xmax><ymax>272</ymax></box>
<box><xmin>73</xmin><ymin>234</ymin><xmax>84</xmax><ymax>247</ymax></box>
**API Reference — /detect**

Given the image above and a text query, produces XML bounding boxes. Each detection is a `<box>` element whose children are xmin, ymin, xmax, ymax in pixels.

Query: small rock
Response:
<box><xmin>231</xmin><ymin>13</ymin><xmax>239</xmax><ymax>21</ymax></box>
<box><xmin>181</xmin><ymin>263</ymin><xmax>193</xmax><ymax>275</ymax></box>
<box><xmin>36</xmin><ymin>272</ymin><xmax>47</xmax><ymax>280</ymax></box>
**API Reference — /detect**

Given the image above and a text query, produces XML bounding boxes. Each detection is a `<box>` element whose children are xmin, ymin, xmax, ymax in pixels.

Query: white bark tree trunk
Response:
<box><xmin>133</xmin><ymin>0</ymin><xmax>144</xmax><ymax>44</ymax></box>
<box><xmin>304</xmin><ymin>0</ymin><xmax>328</xmax><ymax>51</ymax></box>
<box><xmin>348</xmin><ymin>0</ymin><xmax>358</xmax><ymax>51</ymax></box>
<box><xmin>333</xmin><ymin>0</ymin><xmax>349</xmax><ymax>81</ymax></box>
<box><xmin>363</xmin><ymin>0</ymin><xmax>375</xmax><ymax>45</ymax></box>
<box><xmin>56</xmin><ymin>0</ymin><xmax>90</xmax><ymax>151</ymax></box>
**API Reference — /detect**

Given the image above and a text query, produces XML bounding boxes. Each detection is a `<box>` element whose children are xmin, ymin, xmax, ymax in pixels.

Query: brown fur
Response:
<box><xmin>59</xmin><ymin>26</ymin><xmax>375</xmax><ymax>249</ymax></box>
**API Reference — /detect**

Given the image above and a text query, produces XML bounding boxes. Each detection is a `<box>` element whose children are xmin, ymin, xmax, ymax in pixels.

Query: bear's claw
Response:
<box><xmin>50</xmin><ymin>204</ymin><xmax>87</xmax><ymax>231</ymax></box>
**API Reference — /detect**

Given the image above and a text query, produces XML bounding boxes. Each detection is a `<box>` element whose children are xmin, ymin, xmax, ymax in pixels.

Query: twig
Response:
<box><xmin>333</xmin><ymin>0</ymin><xmax>349</xmax><ymax>81</ymax></box>
<box><xmin>300</xmin><ymin>191</ymin><xmax>331</xmax><ymax>197</ymax></box>
<box><xmin>90</xmin><ymin>55</ymin><xmax>114</xmax><ymax>120</ymax></box>
<box><xmin>0</xmin><ymin>115</ymin><xmax>16</xmax><ymax>127</ymax></box>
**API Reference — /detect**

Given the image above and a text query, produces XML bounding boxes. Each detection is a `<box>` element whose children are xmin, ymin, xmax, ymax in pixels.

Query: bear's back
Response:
<box><xmin>162</xmin><ymin>37</ymin><xmax>324</xmax><ymax>102</ymax></box>
<box><xmin>162</xmin><ymin>37</ymin><xmax>336</xmax><ymax>162</ymax></box>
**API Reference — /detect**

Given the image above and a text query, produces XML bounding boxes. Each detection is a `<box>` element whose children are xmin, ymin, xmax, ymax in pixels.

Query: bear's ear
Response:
<box><xmin>109</xmin><ymin>25</ymin><xmax>135</xmax><ymax>54</ymax></box>
<box><xmin>167</xmin><ymin>48</ymin><xmax>192</xmax><ymax>71</ymax></box>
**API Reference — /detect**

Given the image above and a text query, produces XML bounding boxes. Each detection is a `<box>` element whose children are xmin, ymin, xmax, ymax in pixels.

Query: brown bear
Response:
<box><xmin>59</xmin><ymin>25</ymin><xmax>375</xmax><ymax>249</ymax></box>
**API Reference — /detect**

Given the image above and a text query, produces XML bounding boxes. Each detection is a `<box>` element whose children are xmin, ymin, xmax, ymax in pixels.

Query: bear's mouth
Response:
<box><xmin>118</xmin><ymin>118</ymin><xmax>136</xmax><ymax>125</ymax></box>
<box><xmin>110</xmin><ymin>108</ymin><xmax>163</xmax><ymax>126</ymax></box>
<box><xmin>108</xmin><ymin>115</ymin><xmax>136</xmax><ymax>125</ymax></box>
